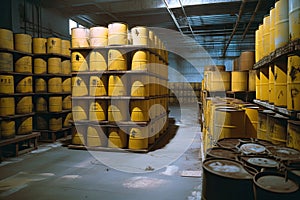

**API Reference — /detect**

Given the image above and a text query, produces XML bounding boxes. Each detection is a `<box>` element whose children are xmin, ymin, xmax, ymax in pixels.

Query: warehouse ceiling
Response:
<box><xmin>41</xmin><ymin>0</ymin><xmax>275</xmax><ymax>58</ymax></box>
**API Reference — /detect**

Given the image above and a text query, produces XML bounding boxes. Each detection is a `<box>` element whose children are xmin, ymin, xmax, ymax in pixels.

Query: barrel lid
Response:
<box><xmin>217</xmin><ymin>138</ymin><xmax>240</xmax><ymax>149</ymax></box>
<box><xmin>270</xmin><ymin>113</ymin><xmax>289</xmax><ymax>120</ymax></box>
<box><xmin>255</xmin><ymin>173</ymin><xmax>299</xmax><ymax>193</ymax></box>
<box><xmin>215</xmin><ymin>108</ymin><xmax>241</xmax><ymax>112</ymax></box>
<box><xmin>259</xmin><ymin>109</ymin><xmax>275</xmax><ymax>114</ymax></box>
<box><xmin>207</xmin><ymin>147</ymin><xmax>237</xmax><ymax>159</ymax></box>
<box><xmin>240</xmin><ymin>143</ymin><xmax>266</xmax><ymax>155</ymax></box>
<box><xmin>245</xmin><ymin>157</ymin><xmax>278</xmax><ymax>168</ymax></box>
<box><xmin>268</xmin><ymin>146</ymin><xmax>300</xmax><ymax>161</ymax></box>
<box><xmin>203</xmin><ymin>159</ymin><xmax>252</xmax><ymax>179</ymax></box>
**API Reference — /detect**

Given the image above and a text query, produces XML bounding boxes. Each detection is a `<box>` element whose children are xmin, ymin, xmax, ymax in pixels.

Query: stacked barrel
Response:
<box><xmin>32</xmin><ymin>36</ymin><xmax>72</xmax><ymax>139</ymax></box>
<box><xmin>168</xmin><ymin>82</ymin><xmax>201</xmax><ymax>105</ymax></box>
<box><xmin>255</xmin><ymin>0</ymin><xmax>300</xmax><ymax>110</ymax></box>
<box><xmin>71</xmin><ymin>23</ymin><xmax>169</xmax><ymax>151</ymax></box>
<box><xmin>0</xmin><ymin>29</ymin><xmax>34</xmax><ymax>139</ymax></box>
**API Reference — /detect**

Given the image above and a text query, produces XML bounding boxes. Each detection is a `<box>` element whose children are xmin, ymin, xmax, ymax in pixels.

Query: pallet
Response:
<box><xmin>37</xmin><ymin>127</ymin><xmax>72</xmax><ymax>143</ymax></box>
<box><xmin>0</xmin><ymin>132</ymin><xmax>40</xmax><ymax>158</ymax></box>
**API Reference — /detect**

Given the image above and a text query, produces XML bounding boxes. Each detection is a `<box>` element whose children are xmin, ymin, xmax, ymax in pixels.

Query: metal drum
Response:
<box><xmin>206</xmin><ymin>147</ymin><xmax>237</xmax><ymax>160</ymax></box>
<box><xmin>287</xmin><ymin>120</ymin><xmax>300</xmax><ymax>151</ymax></box>
<box><xmin>131</xmin><ymin>26</ymin><xmax>149</xmax><ymax>46</ymax></box>
<box><xmin>89</xmin><ymin>100</ymin><xmax>107</xmax><ymax>122</ymax></box>
<box><xmin>274</xmin><ymin>63</ymin><xmax>287</xmax><ymax>107</ymax></box>
<box><xmin>71</xmin><ymin>51</ymin><xmax>88</xmax><ymax>71</ymax></box>
<box><xmin>71</xmin><ymin>27</ymin><xmax>89</xmax><ymax>48</ymax></box>
<box><xmin>260</xmin><ymin>68</ymin><xmax>269</xmax><ymax>101</ymax></box>
<box><xmin>130</xmin><ymin>100</ymin><xmax>150</xmax><ymax>122</ymax></box>
<box><xmin>269</xmin><ymin>64</ymin><xmax>275</xmax><ymax>103</ymax></box>
<box><xmin>108</xmin><ymin>49</ymin><xmax>127</xmax><ymax>71</ymax></box>
<box><xmin>72</xmin><ymin>76</ymin><xmax>88</xmax><ymax>96</ymax></box>
<box><xmin>14</xmin><ymin>33</ymin><xmax>32</xmax><ymax>53</ymax></box>
<box><xmin>0</xmin><ymin>53</ymin><xmax>13</xmax><ymax>72</ymax></box>
<box><xmin>87</xmin><ymin>125</ymin><xmax>107</xmax><ymax>147</ymax></box>
<box><xmin>0</xmin><ymin>28</ymin><xmax>13</xmax><ymax>50</ymax></box>
<box><xmin>108</xmin><ymin>22</ymin><xmax>128</xmax><ymax>46</ymax></box>
<box><xmin>239</xmin><ymin>156</ymin><xmax>279</xmax><ymax>172</ymax></box>
<box><xmin>89</xmin><ymin>76</ymin><xmax>107</xmax><ymax>96</ymax></box>
<box><xmin>47</xmin><ymin>37</ymin><xmax>61</xmax><ymax>54</ymax></box>
<box><xmin>287</xmin><ymin>55</ymin><xmax>300</xmax><ymax>111</ymax></box>
<box><xmin>108</xmin><ymin>101</ymin><xmax>127</xmax><ymax>122</ymax></box>
<box><xmin>15</xmin><ymin>56</ymin><xmax>32</xmax><ymax>73</ymax></box>
<box><xmin>89</xmin><ymin>26</ymin><xmax>108</xmax><ymax>47</ymax></box>
<box><xmin>275</xmin><ymin>0</ymin><xmax>289</xmax><ymax>48</ymax></box>
<box><xmin>108</xmin><ymin>75</ymin><xmax>127</xmax><ymax>96</ymax></box>
<box><xmin>33</xmin><ymin>38</ymin><xmax>47</xmax><ymax>54</ymax></box>
<box><xmin>108</xmin><ymin>127</ymin><xmax>127</xmax><ymax>148</ymax></box>
<box><xmin>289</xmin><ymin>0</ymin><xmax>300</xmax><ymax>40</ymax></box>
<box><xmin>202</xmin><ymin>158</ymin><xmax>254</xmax><ymax>200</ymax></box>
<box><xmin>128</xmin><ymin>127</ymin><xmax>149</xmax><ymax>150</ymax></box>
<box><xmin>231</xmin><ymin>71</ymin><xmax>248</xmax><ymax>92</ymax></box>
<box><xmin>89</xmin><ymin>51</ymin><xmax>107</xmax><ymax>71</ymax></box>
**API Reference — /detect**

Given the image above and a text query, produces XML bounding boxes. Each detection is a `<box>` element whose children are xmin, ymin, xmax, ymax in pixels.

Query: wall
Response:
<box><xmin>1</xmin><ymin>0</ymin><xmax>69</xmax><ymax>39</ymax></box>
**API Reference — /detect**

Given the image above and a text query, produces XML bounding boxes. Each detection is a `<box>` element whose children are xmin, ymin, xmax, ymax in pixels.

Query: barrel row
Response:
<box><xmin>0</xmin><ymin>28</ymin><xmax>70</xmax><ymax>56</ymax></box>
<box><xmin>202</xmin><ymin>68</ymin><xmax>256</xmax><ymax>92</ymax></box>
<box><xmin>202</xmin><ymin>97</ymin><xmax>300</xmax><ymax>153</ymax></box>
<box><xmin>72</xmin><ymin>99</ymin><xmax>168</xmax><ymax>123</ymax></box>
<box><xmin>72</xmin><ymin>23</ymin><xmax>168</xmax><ymax>62</ymax></box>
<box><xmin>255</xmin><ymin>55</ymin><xmax>300</xmax><ymax>111</ymax></box>
<box><xmin>72</xmin><ymin>116</ymin><xmax>169</xmax><ymax>150</ymax></box>
<box><xmin>72</xmin><ymin>75</ymin><xmax>168</xmax><ymax>97</ymax></box>
<box><xmin>71</xmin><ymin>50</ymin><xmax>168</xmax><ymax>78</ymax></box>
<box><xmin>202</xmin><ymin>137</ymin><xmax>300</xmax><ymax>200</ymax></box>
<box><xmin>255</xmin><ymin>0</ymin><xmax>300</xmax><ymax>62</ymax></box>
<box><xmin>35</xmin><ymin>113</ymin><xmax>72</xmax><ymax>131</ymax></box>
<box><xmin>0</xmin><ymin>117</ymin><xmax>33</xmax><ymax>139</ymax></box>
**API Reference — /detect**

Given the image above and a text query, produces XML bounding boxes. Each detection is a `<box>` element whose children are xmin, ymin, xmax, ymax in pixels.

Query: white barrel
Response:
<box><xmin>275</xmin><ymin>0</ymin><xmax>289</xmax><ymax>48</ymax></box>
<box><xmin>131</xmin><ymin>26</ymin><xmax>149</xmax><ymax>46</ymax></box>
<box><xmin>89</xmin><ymin>51</ymin><xmax>107</xmax><ymax>71</ymax></box>
<box><xmin>108</xmin><ymin>22</ymin><xmax>128</xmax><ymax>46</ymax></box>
<box><xmin>89</xmin><ymin>26</ymin><xmax>108</xmax><ymax>47</ymax></box>
<box><xmin>71</xmin><ymin>28</ymin><xmax>89</xmax><ymax>48</ymax></box>
<box><xmin>289</xmin><ymin>0</ymin><xmax>300</xmax><ymax>40</ymax></box>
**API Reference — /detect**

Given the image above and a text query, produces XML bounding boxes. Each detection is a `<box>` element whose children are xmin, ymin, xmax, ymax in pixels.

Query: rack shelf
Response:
<box><xmin>71</xmin><ymin>94</ymin><xmax>169</xmax><ymax>100</ymax></box>
<box><xmin>0</xmin><ymin>48</ymin><xmax>33</xmax><ymax>59</ymax></box>
<box><xmin>253</xmin><ymin>99</ymin><xmax>300</xmax><ymax>120</ymax></box>
<box><xmin>34</xmin><ymin>92</ymin><xmax>71</xmax><ymax>96</ymax></box>
<box><xmin>0</xmin><ymin>112</ymin><xmax>35</xmax><ymax>120</ymax></box>
<box><xmin>0</xmin><ymin>71</ymin><xmax>33</xmax><ymax>76</ymax></box>
<box><xmin>33</xmin><ymin>53</ymin><xmax>70</xmax><ymax>60</ymax></box>
<box><xmin>253</xmin><ymin>39</ymin><xmax>300</xmax><ymax>69</ymax></box>
<box><xmin>35</xmin><ymin>110</ymin><xmax>71</xmax><ymax>115</ymax></box>
<box><xmin>33</xmin><ymin>73</ymin><xmax>71</xmax><ymax>78</ymax></box>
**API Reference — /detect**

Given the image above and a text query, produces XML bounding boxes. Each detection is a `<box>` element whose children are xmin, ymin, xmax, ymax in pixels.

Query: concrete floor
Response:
<box><xmin>0</xmin><ymin>105</ymin><xmax>203</xmax><ymax>200</ymax></box>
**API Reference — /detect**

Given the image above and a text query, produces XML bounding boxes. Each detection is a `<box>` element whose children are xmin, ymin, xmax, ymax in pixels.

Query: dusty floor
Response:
<box><xmin>0</xmin><ymin>105</ymin><xmax>203</xmax><ymax>200</ymax></box>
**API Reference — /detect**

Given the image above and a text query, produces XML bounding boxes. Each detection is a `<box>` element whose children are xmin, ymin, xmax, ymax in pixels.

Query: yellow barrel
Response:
<box><xmin>260</xmin><ymin>68</ymin><xmax>269</xmax><ymax>101</ymax></box>
<box><xmin>14</xmin><ymin>33</ymin><xmax>32</xmax><ymax>53</ymax></box>
<box><xmin>71</xmin><ymin>28</ymin><xmax>89</xmax><ymax>48</ymax></box>
<box><xmin>255</xmin><ymin>27</ymin><xmax>260</xmax><ymax>62</ymax></box>
<box><xmin>108</xmin><ymin>75</ymin><xmax>127</xmax><ymax>96</ymax></box>
<box><xmin>89</xmin><ymin>51</ymin><xmax>107</xmax><ymax>71</ymax></box>
<box><xmin>48</xmin><ymin>57</ymin><xmax>62</xmax><ymax>74</ymax></box>
<box><xmin>289</xmin><ymin>0</ymin><xmax>300</xmax><ymax>40</ymax></box>
<box><xmin>17</xmin><ymin>117</ymin><xmax>32</xmax><ymax>135</ymax></box>
<box><xmin>108</xmin><ymin>49</ymin><xmax>127</xmax><ymax>71</ymax></box>
<box><xmin>0</xmin><ymin>97</ymin><xmax>15</xmax><ymax>116</ymax></box>
<box><xmin>214</xmin><ymin>107</ymin><xmax>245</xmax><ymax>139</ymax></box>
<box><xmin>239</xmin><ymin>51</ymin><xmax>255</xmax><ymax>71</ymax></box>
<box><xmin>72</xmin><ymin>125</ymin><xmax>86</xmax><ymax>145</ymax></box>
<box><xmin>108</xmin><ymin>128</ymin><xmax>127</xmax><ymax>148</ymax></box>
<box><xmin>287</xmin><ymin>55</ymin><xmax>300</xmax><ymax>111</ymax></box>
<box><xmin>35</xmin><ymin>78</ymin><xmax>47</xmax><ymax>93</ymax></box>
<box><xmin>132</xmin><ymin>50</ymin><xmax>149</xmax><ymax>71</ymax></box>
<box><xmin>207</xmin><ymin>71</ymin><xmax>231</xmax><ymax>91</ymax></box>
<box><xmin>49</xmin><ymin>96</ymin><xmax>62</xmax><ymax>112</ymax></box>
<box><xmin>47</xmin><ymin>37</ymin><xmax>62</xmax><ymax>54</ymax></box>
<box><xmin>0</xmin><ymin>120</ymin><xmax>15</xmax><ymax>139</ymax></box>
<box><xmin>131</xmin><ymin>100</ymin><xmax>150</xmax><ymax>122</ymax></box>
<box><xmin>108</xmin><ymin>22</ymin><xmax>128</xmax><ymax>46</ymax></box>
<box><xmin>263</xmin><ymin>15</ymin><xmax>271</xmax><ymax>56</ymax></box>
<box><xmin>269</xmin><ymin>64</ymin><xmax>275</xmax><ymax>103</ymax></box>
<box><xmin>274</xmin><ymin>64</ymin><xmax>287</xmax><ymax>106</ymax></box>
<box><xmin>89</xmin><ymin>100</ymin><xmax>106</xmax><ymax>121</ymax></box>
<box><xmin>62</xmin><ymin>78</ymin><xmax>71</xmax><ymax>92</ymax></box>
<box><xmin>148</xmin><ymin>30</ymin><xmax>155</xmax><ymax>48</ymax></box>
<box><xmin>248</xmin><ymin>70</ymin><xmax>256</xmax><ymax>91</ymax></box>
<box><xmin>72</xmin><ymin>101</ymin><xmax>88</xmax><ymax>121</ymax></box>
<box><xmin>270</xmin><ymin>7</ymin><xmax>276</xmax><ymax>52</ymax></box>
<box><xmin>275</xmin><ymin>0</ymin><xmax>289</xmax><ymax>48</ymax></box>
<box><xmin>269</xmin><ymin>114</ymin><xmax>288</xmax><ymax>145</ymax></box>
<box><xmin>131</xmin><ymin>26</ymin><xmax>149</xmax><ymax>46</ymax></box>
<box><xmin>61</xmin><ymin>60</ymin><xmax>71</xmax><ymax>75</ymax></box>
<box><xmin>87</xmin><ymin>126</ymin><xmax>107</xmax><ymax>147</ymax></box>
<box><xmin>36</xmin><ymin>97</ymin><xmax>47</xmax><ymax>112</ymax></box>
<box><xmin>61</xmin><ymin>39</ymin><xmax>71</xmax><ymax>56</ymax></box>
<box><xmin>258</xmin><ymin>24</ymin><xmax>263</xmax><ymax>60</ymax></box>
<box><xmin>0</xmin><ymin>53</ymin><xmax>13</xmax><ymax>72</ymax></box>
<box><xmin>131</xmin><ymin>75</ymin><xmax>150</xmax><ymax>97</ymax></box>
<box><xmin>36</xmin><ymin>116</ymin><xmax>47</xmax><ymax>130</ymax></box>
<box><xmin>89</xmin><ymin>26</ymin><xmax>108</xmax><ymax>47</ymax></box>
<box><xmin>48</xmin><ymin>77</ymin><xmax>62</xmax><ymax>93</ymax></box>
<box><xmin>89</xmin><ymin>76</ymin><xmax>107</xmax><ymax>96</ymax></box>
<box><xmin>15</xmin><ymin>56</ymin><xmax>32</xmax><ymax>73</ymax></box>
<box><xmin>71</xmin><ymin>52</ymin><xmax>88</xmax><ymax>71</ymax></box>
<box><xmin>34</xmin><ymin>58</ymin><xmax>47</xmax><ymax>74</ymax></box>
<box><xmin>16</xmin><ymin>76</ymin><xmax>32</xmax><ymax>93</ymax></box>
<box><xmin>257</xmin><ymin>110</ymin><xmax>275</xmax><ymax>141</ymax></box>
<box><xmin>0</xmin><ymin>28</ymin><xmax>13</xmax><ymax>50</ymax></box>
<box><xmin>231</xmin><ymin>71</ymin><xmax>248</xmax><ymax>92</ymax></box>
<box><xmin>72</xmin><ymin>76</ymin><xmax>88</xmax><ymax>96</ymax></box>
<box><xmin>128</xmin><ymin>127</ymin><xmax>148</xmax><ymax>150</ymax></box>
<box><xmin>287</xmin><ymin>120</ymin><xmax>300</xmax><ymax>150</ymax></box>
<box><xmin>243</xmin><ymin>106</ymin><xmax>259</xmax><ymax>138</ymax></box>
<box><xmin>108</xmin><ymin>101</ymin><xmax>127</xmax><ymax>122</ymax></box>
<box><xmin>16</xmin><ymin>96</ymin><xmax>32</xmax><ymax>114</ymax></box>
<box><xmin>256</xmin><ymin>70</ymin><xmax>261</xmax><ymax>99</ymax></box>
<box><xmin>63</xmin><ymin>113</ymin><xmax>72</xmax><ymax>127</ymax></box>
<box><xmin>49</xmin><ymin>117</ymin><xmax>62</xmax><ymax>131</ymax></box>
<box><xmin>33</xmin><ymin>38</ymin><xmax>47</xmax><ymax>54</ymax></box>
<box><xmin>62</xmin><ymin>95</ymin><xmax>71</xmax><ymax>110</ymax></box>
